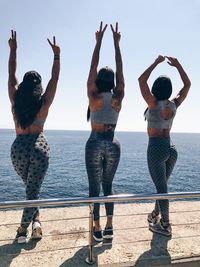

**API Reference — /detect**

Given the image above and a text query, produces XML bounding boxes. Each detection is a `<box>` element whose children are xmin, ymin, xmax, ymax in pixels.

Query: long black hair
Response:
<box><xmin>87</xmin><ymin>67</ymin><xmax>115</xmax><ymax>121</ymax></box>
<box><xmin>13</xmin><ymin>71</ymin><xmax>43</xmax><ymax>129</ymax></box>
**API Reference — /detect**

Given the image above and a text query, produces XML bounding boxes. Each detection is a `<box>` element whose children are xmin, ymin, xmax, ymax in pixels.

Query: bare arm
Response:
<box><xmin>8</xmin><ymin>30</ymin><xmax>18</xmax><ymax>105</ymax></box>
<box><xmin>166</xmin><ymin>57</ymin><xmax>191</xmax><ymax>107</ymax></box>
<box><xmin>111</xmin><ymin>23</ymin><xmax>124</xmax><ymax>100</ymax></box>
<box><xmin>43</xmin><ymin>36</ymin><xmax>60</xmax><ymax>108</ymax></box>
<box><xmin>87</xmin><ymin>22</ymin><xmax>107</xmax><ymax>98</ymax></box>
<box><xmin>138</xmin><ymin>55</ymin><xmax>165</xmax><ymax>106</ymax></box>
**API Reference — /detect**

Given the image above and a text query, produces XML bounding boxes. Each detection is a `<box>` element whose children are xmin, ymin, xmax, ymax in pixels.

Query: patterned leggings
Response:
<box><xmin>85</xmin><ymin>132</ymin><xmax>120</xmax><ymax>221</ymax></box>
<box><xmin>11</xmin><ymin>132</ymin><xmax>50</xmax><ymax>229</ymax></box>
<box><xmin>147</xmin><ymin>137</ymin><xmax>178</xmax><ymax>223</ymax></box>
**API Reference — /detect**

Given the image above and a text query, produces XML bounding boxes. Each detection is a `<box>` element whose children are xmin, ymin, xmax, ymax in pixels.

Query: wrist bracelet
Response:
<box><xmin>54</xmin><ymin>55</ymin><xmax>60</xmax><ymax>60</ymax></box>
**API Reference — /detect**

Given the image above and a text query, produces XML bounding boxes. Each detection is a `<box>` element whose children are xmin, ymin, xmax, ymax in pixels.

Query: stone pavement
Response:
<box><xmin>0</xmin><ymin>201</ymin><xmax>200</xmax><ymax>267</ymax></box>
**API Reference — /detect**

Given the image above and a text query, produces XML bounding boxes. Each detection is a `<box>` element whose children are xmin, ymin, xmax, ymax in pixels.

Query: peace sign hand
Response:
<box><xmin>8</xmin><ymin>30</ymin><xmax>17</xmax><ymax>49</ymax></box>
<box><xmin>47</xmin><ymin>36</ymin><xmax>60</xmax><ymax>55</ymax></box>
<box><xmin>95</xmin><ymin>21</ymin><xmax>107</xmax><ymax>43</ymax></box>
<box><xmin>110</xmin><ymin>22</ymin><xmax>121</xmax><ymax>45</ymax></box>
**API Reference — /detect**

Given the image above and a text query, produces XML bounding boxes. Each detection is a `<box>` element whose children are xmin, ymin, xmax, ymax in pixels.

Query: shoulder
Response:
<box><xmin>148</xmin><ymin>99</ymin><xmax>159</xmax><ymax>110</ymax></box>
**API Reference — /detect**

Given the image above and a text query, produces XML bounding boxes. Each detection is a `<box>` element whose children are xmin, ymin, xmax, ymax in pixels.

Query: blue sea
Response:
<box><xmin>0</xmin><ymin>129</ymin><xmax>199</xmax><ymax>202</ymax></box>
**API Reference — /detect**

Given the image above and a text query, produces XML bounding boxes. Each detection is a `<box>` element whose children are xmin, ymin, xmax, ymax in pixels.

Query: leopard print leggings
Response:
<box><xmin>11</xmin><ymin>132</ymin><xmax>50</xmax><ymax>228</ymax></box>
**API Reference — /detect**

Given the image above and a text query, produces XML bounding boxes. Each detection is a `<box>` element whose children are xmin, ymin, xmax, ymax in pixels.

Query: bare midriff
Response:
<box><xmin>15</xmin><ymin>124</ymin><xmax>44</xmax><ymax>135</ymax></box>
<box><xmin>147</xmin><ymin>128</ymin><xmax>170</xmax><ymax>138</ymax></box>
<box><xmin>91</xmin><ymin>122</ymin><xmax>116</xmax><ymax>133</ymax></box>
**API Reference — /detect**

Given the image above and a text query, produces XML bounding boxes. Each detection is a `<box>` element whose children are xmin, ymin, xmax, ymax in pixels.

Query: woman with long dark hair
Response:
<box><xmin>138</xmin><ymin>55</ymin><xmax>191</xmax><ymax>236</ymax></box>
<box><xmin>8</xmin><ymin>30</ymin><xmax>60</xmax><ymax>243</ymax></box>
<box><xmin>85</xmin><ymin>22</ymin><xmax>124</xmax><ymax>242</ymax></box>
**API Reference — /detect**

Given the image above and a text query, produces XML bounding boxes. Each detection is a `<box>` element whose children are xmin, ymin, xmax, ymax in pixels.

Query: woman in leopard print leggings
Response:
<box><xmin>8</xmin><ymin>31</ymin><xmax>60</xmax><ymax>243</ymax></box>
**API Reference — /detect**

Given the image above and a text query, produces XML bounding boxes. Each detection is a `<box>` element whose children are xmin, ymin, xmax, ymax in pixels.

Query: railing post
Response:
<box><xmin>85</xmin><ymin>203</ymin><xmax>95</xmax><ymax>264</ymax></box>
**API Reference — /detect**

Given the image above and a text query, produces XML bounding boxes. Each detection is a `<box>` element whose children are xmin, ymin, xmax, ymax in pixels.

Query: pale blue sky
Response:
<box><xmin>0</xmin><ymin>0</ymin><xmax>199</xmax><ymax>132</ymax></box>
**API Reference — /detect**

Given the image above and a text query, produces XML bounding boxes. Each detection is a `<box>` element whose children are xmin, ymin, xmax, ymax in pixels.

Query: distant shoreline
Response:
<box><xmin>0</xmin><ymin>128</ymin><xmax>199</xmax><ymax>134</ymax></box>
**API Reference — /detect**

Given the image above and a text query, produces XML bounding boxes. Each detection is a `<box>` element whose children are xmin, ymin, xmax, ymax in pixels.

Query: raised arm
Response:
<box><xmin>138</xmin><ymin>55</ymin><xmax>165</xmax><ymax>106</ymax></box>
<box><xmin>111</xmin><ymin>23</ymin><xmax>124</xmax><ymax>100</ymax></box>
<box><xmin>166</xmin><ymin>57</ymin><xmax>191</xmax><ymax>107</ymax></box>
<box><xmin>138</xmin><ymin>55</ymin><xmax>165</xmax><ymax>107</ymax></box>
<box><xmin>42</xmin><ymin>36</ymin><xmax>60</xmax><ymax>108</ymax></box>
<box><xmin>87</xmin><ymin>22</ymin><xmax>107</xmax><ymax>98</ymax></box>
<box><xmin>8</xmin><ymin>30</ymin><xmax>18</xmax><ymax>105</ymax></box>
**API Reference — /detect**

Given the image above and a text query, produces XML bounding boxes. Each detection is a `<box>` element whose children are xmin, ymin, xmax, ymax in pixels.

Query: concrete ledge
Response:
<box><xmin>0</xmin><ymin>201</ymin><xmax>200</xmax><ymax>266</ymax></box>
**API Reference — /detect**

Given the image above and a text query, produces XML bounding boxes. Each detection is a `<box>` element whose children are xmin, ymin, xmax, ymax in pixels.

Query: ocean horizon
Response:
<box><xmin>0</xmin><ymin>129</ymin><xmax>199</xmax><ymax>202</ymax></box>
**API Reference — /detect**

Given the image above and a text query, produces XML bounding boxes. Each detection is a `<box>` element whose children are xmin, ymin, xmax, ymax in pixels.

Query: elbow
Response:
<box><xmin>116</xmin><ymin>80</ymin><xmax>125</xmax><ymax>91</ymax></box>
<box><xmin>138</xmin><ymin>72</ymin><xmax>147</xmax><ymax>83</ymax></box>
<box><xmin>138</xmin><ymin>77</ymin><xmax>144</xmax><ymax>87</ymax></box>
<box><xmin>184</xmin><ymin>79</ymin><xmax>191</xmax><ymax>89</ymax></box>
<box><xmin>138</xmin><ymin>76</ymin><xmax>143</xmax><ymax>85</ymax></box>
<box><xmin>138</xmin><ymin>75</ymin><xmax>148</xmax><ymax>89</ymax></box>
<box><xmin>187</xmin><ymin>79</ymin><xmax>191</xmax><ymax>88</ymax></box>
<box><xmin>121</xmin><ymin>90</ymin><xmax>125</xmax><ymax>99</ymax></box>
<box><xmin>121</xmin><ymin>80</ymin><xmax>125</xmax><ymax>89</ymax></box>
<box><xmin>87</xmin><ymin>80</ymin><xmax>91</xmax><ymax>89</ymax></box>
<box><xmin>90</xmin><ymin>63</ymin><xmax>98</xmax><ymax>72</ymax></box>
<box><xmin>117</xmin><ymin>76</ymin><xmax>125</xmax><ymax>88</ymax></box>
<box><xmin>8</xmin><ymin>77</ymin><xmax>17</xmax><ymax>88</ymax></box>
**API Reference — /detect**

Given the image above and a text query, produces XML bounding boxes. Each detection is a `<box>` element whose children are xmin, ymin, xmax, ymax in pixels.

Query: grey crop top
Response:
<box><xmin>32</xmin><ymin>118</ymin><xmax>46</xmax><ymax>126</ymax></box>
<box><xmin>90</xmin><ymin>92</ymin><xmax>119</xmax><ymax>124</ymax></box>
<box><xmin>145</xmin><ymin>100</ymin><xmax>177</xmax><ymax>129</ymax></box>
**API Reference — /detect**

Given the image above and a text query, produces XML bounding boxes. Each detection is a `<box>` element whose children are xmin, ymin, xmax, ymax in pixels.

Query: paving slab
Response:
<box><xmin>0</xmin><ymin>201</ymin><xmax>200</xmax><ymax>267</ymax></box>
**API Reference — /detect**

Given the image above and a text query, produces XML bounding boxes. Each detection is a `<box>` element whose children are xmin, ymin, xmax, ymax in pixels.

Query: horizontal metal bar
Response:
<box><xmin>0</xmin><ymin>191</ymin><xmax>200</xmax><ymax>209</ymax></box>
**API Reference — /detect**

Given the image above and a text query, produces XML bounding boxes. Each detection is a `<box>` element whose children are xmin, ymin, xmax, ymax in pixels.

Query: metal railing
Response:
<box><xmin>1</xmin><ymin>191</ymin><xmax>200</xmax><ymax>264</ymax></box>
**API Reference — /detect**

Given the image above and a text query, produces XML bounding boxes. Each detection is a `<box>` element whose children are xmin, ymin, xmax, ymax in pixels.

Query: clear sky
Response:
<box><xmin>0</xmin><ymin>0</ymin><xmax>199</xmax><ymax>133</ymax></box>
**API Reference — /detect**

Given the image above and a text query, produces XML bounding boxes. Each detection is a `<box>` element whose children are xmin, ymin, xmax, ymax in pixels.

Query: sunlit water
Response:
<box><xmin>0</xmin><ymin>129</ymin><xmax>199</xmax><ymax>202</ymax></box>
